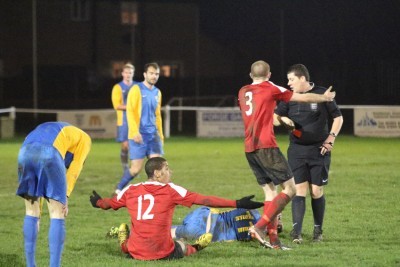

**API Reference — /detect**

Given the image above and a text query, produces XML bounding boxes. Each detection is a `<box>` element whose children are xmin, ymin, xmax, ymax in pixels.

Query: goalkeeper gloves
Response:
<box><xmin>236</xmin><ymin>195</ymin><xmax>264</xmax><ymax>209</ymax></box>
<box><xmin>90</xmin><ymin>190</ymin><xmax>102</xmax><ymax>208</ymax></box>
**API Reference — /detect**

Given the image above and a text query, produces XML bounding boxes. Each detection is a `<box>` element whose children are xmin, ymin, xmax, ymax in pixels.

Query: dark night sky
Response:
<box><xmin>199</xmin><ymin>1</ymin><xmax>400</xmax><ymax>62</ymax></box>
<box><xmin>196</xmin><ymin>0</ymin><xmax>400</xmax><ymax>104</ymax></box>
<box><xmin>2</xmin><ymin>0</ymin><xmax>399</xmax><ymax>108</ymax></box>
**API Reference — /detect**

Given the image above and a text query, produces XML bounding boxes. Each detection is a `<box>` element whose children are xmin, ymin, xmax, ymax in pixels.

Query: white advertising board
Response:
<box><xmin>354</xmin><ymin>107</ymin><xmax>400</xmax><ymax>137</ymax></box>
<box><xmin>196</xmin><ymin>110</ymin><xmax>244</xmax><ymax>137</ymax></box>
<box><xmin>57</xmin><ymin>109</ymin><xmax>116</xmax><ymax>139</ymax></box>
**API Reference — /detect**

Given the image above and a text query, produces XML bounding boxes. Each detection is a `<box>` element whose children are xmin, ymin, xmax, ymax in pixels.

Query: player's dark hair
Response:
<box><xmin>144</xmin><ymin>62</ymin><xmax>160</xmax><ymax>72</ymax></box>
<box><xmin>287</xmin><ymin>64</ymin><xmax>310</xmax><ymax>81</ymax></box>
<box><xmin>145</xmin><ymin>157</ymin><xmax>167</xmax><ymax>178</ymax></box>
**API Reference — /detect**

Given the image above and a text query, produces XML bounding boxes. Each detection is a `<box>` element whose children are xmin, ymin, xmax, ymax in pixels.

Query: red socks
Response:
<box><xmin>256</xmin><ymin>192</ymin><xmax>291</xmax><ymax>229</ymax></box>
<box><xmin>185</xmin><ymin>245</ymin><xmax>197</xmax><ymax>256</ymax></box>
<box><xmin>120</xmin><ymin>241</ymin><xmax>129</xmax><ymax>254</ymax></box>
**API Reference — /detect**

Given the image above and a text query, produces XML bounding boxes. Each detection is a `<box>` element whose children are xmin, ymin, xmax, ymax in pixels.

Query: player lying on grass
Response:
<box><xmin>90</xmin><ymin>157</ymin><xmax>264</xmax><ymax>261</ymax></box>
<box><xmin>171</xmin><ymin>207</ymin><xmax>261</xmax><ymax>242</ymax></box>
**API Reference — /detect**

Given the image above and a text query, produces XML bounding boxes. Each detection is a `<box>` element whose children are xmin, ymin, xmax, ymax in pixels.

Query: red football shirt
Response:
<box><xmin>100</xmin><ymin>181</ymin><xmax>236</xmax><ymax>260</ymax></box>
<box><xmin>238</xmin><ymin>81</ymin><xmax>293</xmax><ymax>152</ymax></box>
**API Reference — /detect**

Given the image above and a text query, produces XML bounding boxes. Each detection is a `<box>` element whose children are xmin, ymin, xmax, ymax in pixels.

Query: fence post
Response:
<box><xmin>164</xmin><ymin>105</ymin><xmax>170</xmax><ymax>138</ymax></box>
<box><xmin>10</xmin><ymin>106</ymin><xmax>16</xmax><ymax>119</ymax></box>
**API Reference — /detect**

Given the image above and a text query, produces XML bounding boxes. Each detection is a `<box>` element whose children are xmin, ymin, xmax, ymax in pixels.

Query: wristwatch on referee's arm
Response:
<box><xmin>329</xmin><ymin>132</ymin><xmax>337</xmax><ymax>137</ymax></box>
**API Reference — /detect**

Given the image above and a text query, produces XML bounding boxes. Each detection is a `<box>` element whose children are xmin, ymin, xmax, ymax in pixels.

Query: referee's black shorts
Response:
<box><xmin>288</xmin><ymin>144</ymin><xmax>331</xmax><ymax>186</ymax></box>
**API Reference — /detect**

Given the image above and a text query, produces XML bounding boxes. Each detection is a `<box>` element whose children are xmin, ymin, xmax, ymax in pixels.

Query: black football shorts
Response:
<box><xmin>245</xmin><ymin>147</ymin><xmax>293</xmax><ymax>186</ymax></box>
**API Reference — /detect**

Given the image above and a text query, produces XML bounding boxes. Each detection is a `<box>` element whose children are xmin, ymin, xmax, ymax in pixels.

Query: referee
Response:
<box><xmin>275</xmin><ymin>64</ymin><xmax>343</xmax><ymax>244</ymax></box>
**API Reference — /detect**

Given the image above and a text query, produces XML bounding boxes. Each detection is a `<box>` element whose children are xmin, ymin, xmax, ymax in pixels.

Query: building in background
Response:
<box><xmin>0</xmin><ymin>0</ymin><xmax>399</xmax><ymax>111</ymax></box>
<box><xmin>0</xmin><ymin>0</ymin><xmax>238</xmax><ymax>109</ymax></box>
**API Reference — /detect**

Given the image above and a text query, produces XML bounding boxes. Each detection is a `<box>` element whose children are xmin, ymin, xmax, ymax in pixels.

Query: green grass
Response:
<box><xmin>1</xmin><ymin>136</ymin><xmax>399</xmax><ymax>266</ymax></box>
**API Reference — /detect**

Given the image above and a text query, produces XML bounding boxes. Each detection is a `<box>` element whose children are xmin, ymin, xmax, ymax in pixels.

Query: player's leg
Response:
<box><xmin>245</xmin><ymin>151</ymin><xmax>276</xmax><ymax>247</ymax></box>
<box><xmin>161</xmin><ymin>240</ymin><xmax>186</xmax><ymax>259</ymax></box>
<box><xmin>260</xmin><ymin>183</ymin><xmax>278</xmax><ymax>202</ymax></box>
<box><xmin>183</xmin><ymin>233</ymin><xmax>213</xmax><ymax>257</ymax></box>
<box><xmin>291</xmin><ymin>181</ymin><xmax>308</xmax><ymax>243</ymax></box>
<box><xmin>128</xmin><ymin>158</ymin><xmax>145</xmax><ymax>179</ymax></box>
<box><xmin>254</xmin><ymin>149</ymin><xmax>295</xmax><ymax>230</ymax></box>
<box><xmin>117</xmin><ymin>223</ymin><xmax>130</xmax><ymax>254</ymax></box>
<box><xmin>23</xmin><ymin>198</ymin><xmax>41</xmax><ymax>267</ymax></box>
<box><xmin>251</xmin><ymin>149</ymin><xmax>295</xmax><ymax>249</ymax></box>
<box><xmin>42</xmin><ymin>150</ymin><xmax>68</xmax><ymax>267</ymax></box>
<box><xmin>277</xmin><ymin>212</ymin><xmax>283</xmax><ymax>233</ymax></box>
<box><xmin>266</xmin><ymin>178</ymin><xmax>295</xmax><ymax>248</ymax></box>
<box><xmin>115</xmin><ymin>133</ymin><xmax>163</xmax><ymax>193</ymax></box>
<box><xmin>309</xmin><ymin>153</ymin><xmax>330</xmax><ymax>242</ymax></box>
<box><xmin>288</xmin><ymin>145</ymin><xmax>309</xmax><ymax>243</ymax></box>
<box><xmin>115</xmin><ymin>139</ymin><xmax>146</xmax><ymax>193</ymax></box>
<box><xmin>259</xmin><ymin>183</ymin><xmax>280</xmax><ymax>245</ymax></box>
<box><xmin>159</xmin><ymin>235</ymin><xmax>213</xmax><ymax>260</ymax></box>
<box><xmin>47</xmin><ymin>199</ymin><xmax>66</xmax><ymax>267</ymax></box>
<box><xmin>260</xmin><ymin>183</ymin><xmax>277</xmax><ymax>226</ymax></box>
<box><xmin>116</xmin><ymin>158</ymin><xmax>144</xmax><ymax>193</ymax></box>
<box><xmin>120</xmin><ymin>141</ymin><xmax>129</xmax><ymax>171</ymax></box>
<box><xmin>17</xmin><ymin>146</ymin><xmax>42</xmax><ymax>267</ymax></box>
<box><xmin>311</xmin><ymin>184</ymin><xmax>325</xmax><ymax>241</ymax></box>
<box><xmin>170</xmin><ymin>227</ymin><xmax>177</xmax><ymax>239</ymax></box>
<box><xmin>173</xmin><ymin>207</ymin><xmax>210</xmax><ymax>240</ymax></box>
<box><xmin>161</xmin><ymin>241</ymin><xmax>190</xmax><ymax>260</ymax></box>
<box><xmin>116</xmin><ymin>124</ymin><xmax>129</xmax><ymax>172</ymax></box>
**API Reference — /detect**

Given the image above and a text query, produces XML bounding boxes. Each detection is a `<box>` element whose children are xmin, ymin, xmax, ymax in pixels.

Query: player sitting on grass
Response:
<box><xmin>106</xmin><ymin>208</ymin><xmax>284</xmax><ymax>244</ymax></box>
<box><xmin>90</xmin><ymin>157</ymin><xmax>264</xmax><ymax>261</ymax></box>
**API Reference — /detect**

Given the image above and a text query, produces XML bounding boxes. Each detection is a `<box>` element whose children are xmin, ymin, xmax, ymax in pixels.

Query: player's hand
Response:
<box><xmin>277</xmin><ymin>116</ymin><xmax>295</xmax><ymax>131</ymax></box>
<box><xmin>320</xmin><ymin>134</ymin><xmax>335</xmax><ymax>155</ymax></box>
<box><xmin>324</xmin><ymin>86</ymin><xmax>336</xmax><ymax>101</ymax></box>
<box><xmin>236</xmin><ymin>195</ymin><xmax>264</xmax><ymax>209</ymax></box>
<box><xmin>133</xmin><ymin>134</ymin><xmax>143</xmax><ymax>144</ymax></box>
<box><xmin>90</xmin><ymin>190</ymin><xmax>102</xmax><ymax>208</ymax></box>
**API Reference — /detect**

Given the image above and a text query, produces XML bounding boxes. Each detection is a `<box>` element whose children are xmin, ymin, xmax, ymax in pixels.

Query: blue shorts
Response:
<box><xmin>128</xmin><ymin>133</ymin><xmax>163</xmax><ymax>160</ymax></box>
<box><xmin>174</xmin><ymin>207</ymin><xmax>260</xmax><ymax>242</ymax></box>
<box><xmin>16</xmin><ymin>144</ymin><xmax>67</xmax><ymax>204</ymax></box>
<box><xmin>174</xmin><ymin>207</ymin><xmax>210</xmax><ymax>240</ymax></box>
<box><xmin>116</xmin><ymin>124</ymin><xmax>128</xmax><ymax>142</ymax></box>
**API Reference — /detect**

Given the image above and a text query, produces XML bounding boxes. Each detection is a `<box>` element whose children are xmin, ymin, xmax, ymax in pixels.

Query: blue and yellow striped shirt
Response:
<box><xmin>23</xmin><ymin>122</ymin><xmax>91</xmax><ymax>196</ymax></box>
<box><xmin>126</xmin><ymin>82</ymin><xmax>164</xmax><ymax>140</ymax></box>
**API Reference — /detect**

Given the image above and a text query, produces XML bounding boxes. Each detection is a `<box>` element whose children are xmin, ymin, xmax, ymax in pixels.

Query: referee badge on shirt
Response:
<box><xmin>310</xmin><ymin>103</ymin><xmax>318</xmax><ymax>110</ymax></box>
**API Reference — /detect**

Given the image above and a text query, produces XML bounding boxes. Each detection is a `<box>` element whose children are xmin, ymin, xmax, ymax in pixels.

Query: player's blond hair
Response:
<box><xmin>123</xmin><ymin>63</ymin><xmax>135</xmax><ymax>71</ymax></box>
<box><xmin>250</xmin><ymin>60</ymin><xmax>270</xmax><ymax>78</ymax></box>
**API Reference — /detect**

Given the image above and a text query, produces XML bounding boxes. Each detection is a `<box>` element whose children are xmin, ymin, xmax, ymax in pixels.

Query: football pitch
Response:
<box><xmin>1</xmin><ymin>135</ymin><xmax>399</xmax><ymax>267</ymax></box>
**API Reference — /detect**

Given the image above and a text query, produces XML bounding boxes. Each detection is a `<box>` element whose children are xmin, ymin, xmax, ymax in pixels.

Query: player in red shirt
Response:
<box><xmin>90</xmin><ymin>157</ymin><xmax>263</xmax><ymax>260</ymax></box>
<box><xmin>238</xmin><ymin>60</ymin><xmax>335</xmax><ymax>249</ymax></box>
